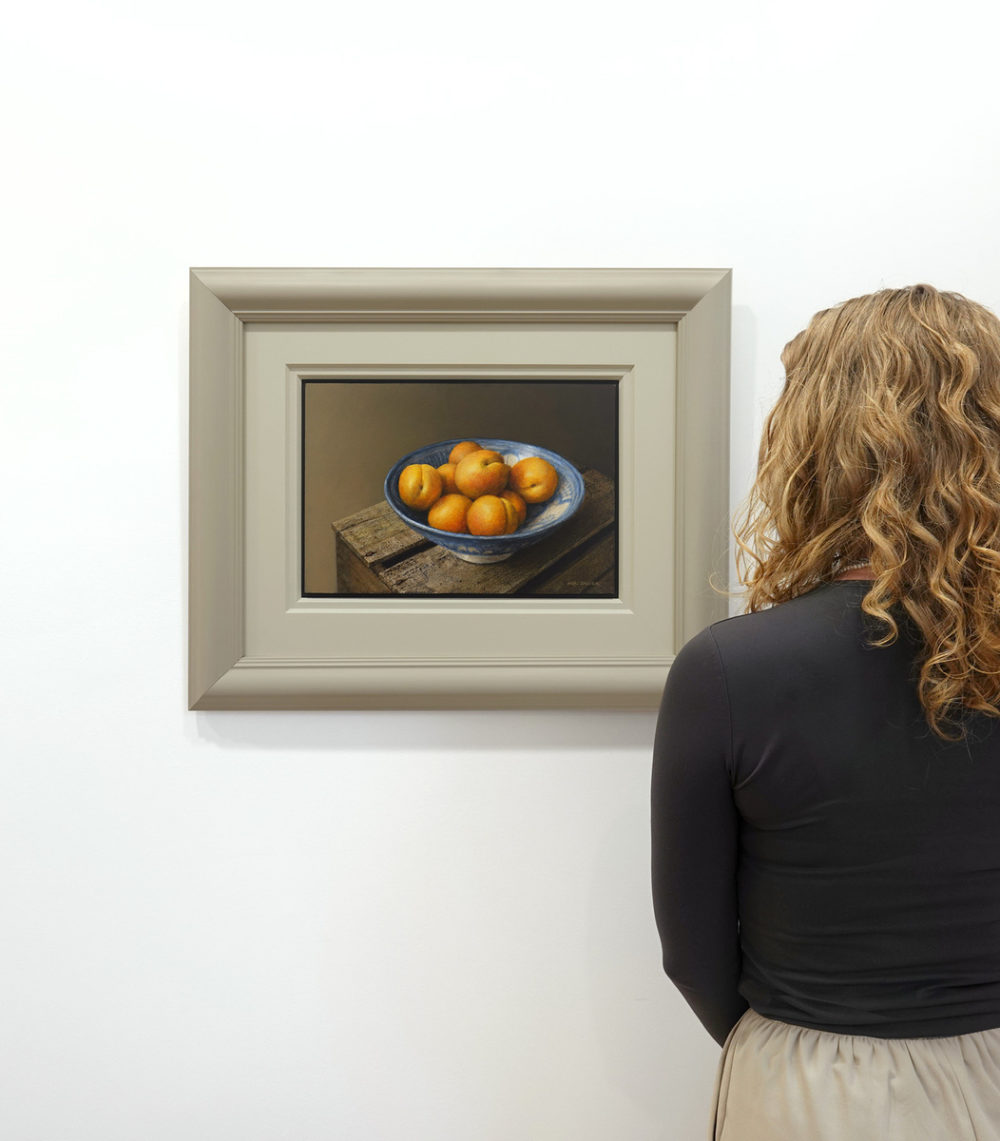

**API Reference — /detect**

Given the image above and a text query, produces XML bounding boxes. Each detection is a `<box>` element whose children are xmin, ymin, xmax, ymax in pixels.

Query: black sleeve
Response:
<box><xmin>651</xmin><ymin>625</ymin><xmax>748</xmax><ymax>1047</ymax></box>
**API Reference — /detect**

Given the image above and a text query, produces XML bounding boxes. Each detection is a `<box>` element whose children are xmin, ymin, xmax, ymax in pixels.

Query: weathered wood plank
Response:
<box><xmin>530</xmin><ymin>532</ymin><xmax>617</xmax><ymax>596</ymax></box>
<box><xmin>590</xmin><ymin>568</ymin><xmax>616</xmax><ymax>595</ymax></box>
<box><xmin>335</xmin><ymin>537</ymin><xmax>393</xmax><ymax>594</ymax></box>
<box><xmin>333</xmin><ymin>500</ymin><xmax>427</xmax><ymax>564</ymax></box>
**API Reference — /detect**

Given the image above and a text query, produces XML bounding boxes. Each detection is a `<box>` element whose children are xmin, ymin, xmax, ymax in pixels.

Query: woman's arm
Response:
<box><xmin>651</xmin><ymin>626</ymin><xmax>748</xmax><ymax>1046</ymax></box>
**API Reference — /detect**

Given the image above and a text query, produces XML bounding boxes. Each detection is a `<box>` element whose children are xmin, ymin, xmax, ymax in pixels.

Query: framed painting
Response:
<box><xmin>189</xmin><ymin>267</ymin><xmax>731</xmax><ymax>709</ymax></box>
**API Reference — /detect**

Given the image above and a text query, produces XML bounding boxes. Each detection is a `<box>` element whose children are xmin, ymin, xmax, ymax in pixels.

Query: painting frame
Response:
<box><xmin>189</xmin><ymin>267</ymin><xmax>731</xmax><ymax>710</ymax></box>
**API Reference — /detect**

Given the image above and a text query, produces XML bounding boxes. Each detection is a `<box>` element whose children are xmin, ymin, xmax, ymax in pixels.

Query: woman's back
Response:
<box><xmin>652</xmin><ymin>283</ymin><xmax>1000</xmax><ymax>1137</ymax></box>
<box><xmin>706</xmin><ymin>579</ymin><xmax>1000</xmax><ymax>1037</ymax></box>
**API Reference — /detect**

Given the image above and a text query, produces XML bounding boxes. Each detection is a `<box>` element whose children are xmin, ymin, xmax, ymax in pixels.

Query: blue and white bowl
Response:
<box><xmin>384</xmin><ymin>438</ymin><xmax>585</xmax><ymax>563</ymax></box>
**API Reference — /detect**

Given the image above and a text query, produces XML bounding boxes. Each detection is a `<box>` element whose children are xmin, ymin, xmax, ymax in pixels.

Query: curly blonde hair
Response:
<box><xmin>732</xmin><ymin>284</ymin><xmax>1000</xmax><ymax>740</ymax></box>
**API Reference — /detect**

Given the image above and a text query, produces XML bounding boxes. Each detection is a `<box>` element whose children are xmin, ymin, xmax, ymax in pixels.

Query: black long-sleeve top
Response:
<box><xmin>651</xmin><ymin>579</ymin><xmax>1000</xmax><ymax>1046</ymax></box>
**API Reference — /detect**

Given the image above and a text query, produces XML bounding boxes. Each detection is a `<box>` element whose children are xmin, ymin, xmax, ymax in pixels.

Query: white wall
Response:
<box><xmin>4</xmin><ymin>2</ymin><xmax>999</xmax><ymax>1138</ymax></box>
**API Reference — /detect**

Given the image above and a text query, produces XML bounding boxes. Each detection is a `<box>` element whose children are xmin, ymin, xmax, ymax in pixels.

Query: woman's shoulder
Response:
<box><xmin>699</xmin><ymin>581</ymin><xmax>877</xmax><ymax>673</ymax></box>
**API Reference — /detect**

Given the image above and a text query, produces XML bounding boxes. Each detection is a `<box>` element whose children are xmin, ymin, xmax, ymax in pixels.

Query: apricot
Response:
<box><xmin>428</xmin><ymin>493</ymin><xmax>473</xmax><ymax>533</ymax></box>
<box><xmin>467</xmin><ymin>494</ymin><xmax>519</xmax><ymax>536</ymax></box>
<box><xmin>454</xmin><ymin>449</ymin><xmax>509</xmax><ymax>498</ymax></box>
<box><xmin>436</xmin><ymin>462</ymin><xmax>460</xmax><ymax>495</ymax></box>
<box><xmin>448</xmin><ymin>440</ymin><xmax>482</xmax><ymax>465</ymax></box>
<box><xmin>499</xmin><ymin>489</ymin><xmax>527</xmax><ymax>527</ymax></box>
<box><xmin>509</xmin><ymin>456</ymin><xmax>558</xmax><ymax>504</ymax></box>
<box><xmin>398</xmin><ymin>463</ymin><xmax>443</xmax><ymax>510</ymax></box>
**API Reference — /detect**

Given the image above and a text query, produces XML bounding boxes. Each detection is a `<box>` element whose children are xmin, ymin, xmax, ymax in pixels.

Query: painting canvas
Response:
<box><xmin>302</xmin><ymin>378</ymin><xmax>618</xmax><ymax>598</ymax></box>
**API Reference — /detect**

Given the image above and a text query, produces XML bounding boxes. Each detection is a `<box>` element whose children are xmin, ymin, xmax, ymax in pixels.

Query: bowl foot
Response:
<box><xmin>450</xmin><ymin>550</ymin><xmax>514</xmax><ymax>564</ymax></box>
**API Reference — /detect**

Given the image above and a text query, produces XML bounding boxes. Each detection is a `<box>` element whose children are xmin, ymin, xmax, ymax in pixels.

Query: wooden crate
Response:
<box><xmin>331</xmin><ymin>469</ymin><xmax>616</xmax><ymax>596</ymax></box>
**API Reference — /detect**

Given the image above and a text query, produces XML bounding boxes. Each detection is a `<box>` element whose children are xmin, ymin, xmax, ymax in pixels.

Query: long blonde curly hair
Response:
<box><xmin>732</xmin><ymin>284</ymin><xmax>1000</xmax><ymax>740</ymax></box>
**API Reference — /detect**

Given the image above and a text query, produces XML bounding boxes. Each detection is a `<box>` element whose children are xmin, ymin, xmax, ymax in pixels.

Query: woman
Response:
<box><xmin>651</xmin><ymin>284</ymin><xmax>1000</xmax><ymax>1139</ymax></box>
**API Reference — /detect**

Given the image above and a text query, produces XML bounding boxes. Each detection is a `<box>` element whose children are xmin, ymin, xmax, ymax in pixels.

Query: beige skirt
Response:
<box><xmin>710</xmin><ymin>1008</ymin><xmax>1000</xmax><ymax>1141</ymax></box>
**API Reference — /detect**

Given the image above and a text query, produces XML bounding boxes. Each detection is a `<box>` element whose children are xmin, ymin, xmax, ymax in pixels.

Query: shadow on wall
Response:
<box><xmin>187</xmin><ymin>709</ymin><xmax>660</xmax><ymax>754</ymax></box>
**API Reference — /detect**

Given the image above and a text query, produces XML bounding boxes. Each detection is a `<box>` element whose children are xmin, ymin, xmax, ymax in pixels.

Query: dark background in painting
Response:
<box><xmin>303</xmin><ymin>379</ymin><xmax>618</xmax><ymax>595</ymax></box>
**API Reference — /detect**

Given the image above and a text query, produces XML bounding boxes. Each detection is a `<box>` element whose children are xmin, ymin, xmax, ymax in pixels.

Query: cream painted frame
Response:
<box><xmin>189</xmin><ymin>267</ymin><xmax>731</xmax><ymax>710</ymax></box>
